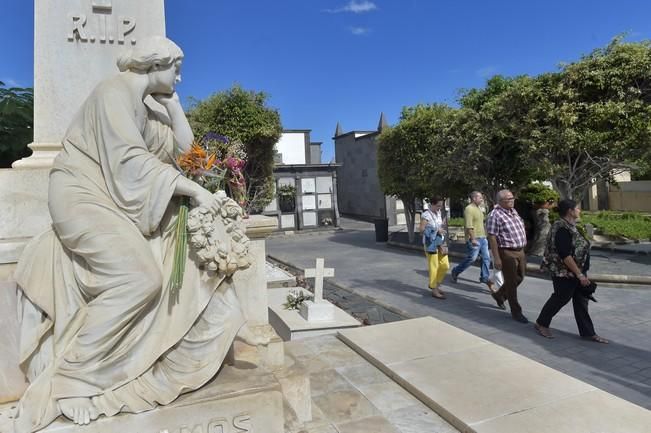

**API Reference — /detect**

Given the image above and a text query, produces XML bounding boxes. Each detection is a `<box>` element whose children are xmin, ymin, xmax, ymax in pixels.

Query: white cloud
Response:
<box><xmin>475</xmin><ymin>66</ymin><xmax>498</xmax><ymax>78</ymax></box>
<box><xmin>349</xmin><ymin>27</ymin><xmax>371</xmax><ymax>35</ymax></box>
<box><xmin>325</xmin><ymin>1</ymin><xmax>377</xmax><ymax>14</ymax></box>
<box><xmin>0</xmin><ymin>78</ymin><xmax>21</xmax><ymax>87</ymax></box>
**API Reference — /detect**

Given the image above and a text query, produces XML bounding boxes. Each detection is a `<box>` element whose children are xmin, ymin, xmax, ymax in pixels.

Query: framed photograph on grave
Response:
<box><xmin>301</xmin><ymin>178</ymin><xmax>316</xmax><ymax>194</ymax></box>
<box><xmin>302</xmin><ymin>211</ymin><xmax>317</xmax><ymax>227</ymax></box>
<box><xmin>264</xmin><ymin>197</ymin><xmax>278</xmax><ymax>213</ymax></box>
<box><xmin>317</xmin><ymin>194</ymin><xmax>332</xmax><ymax>209</ymax></box>
<box><xmin>280</xmin><ymin>214</ymin><xmax>296</xmax><ymax>229</ymax></box>
<box><xmin>302</xmin><ymin>195</ymin><xmax>316</xmax><ymax>210</ymax></box>
<box><xmin>316</xmin><ymin>176</ymin><xmax>333</xmax><ymax>194</ymax></box>
<box><xmin>278</xmin><ymin>177</ymin><xmax>295</xmax><ymax>187</ymax></box>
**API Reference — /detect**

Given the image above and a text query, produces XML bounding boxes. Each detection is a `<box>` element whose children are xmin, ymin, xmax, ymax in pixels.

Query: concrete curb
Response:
<box><xmin>591</xmin><ymin>244</ymin><xmax>651</xmax><ymax>256</ymax></box>
<box><xmin>386</xmin><ymin>240</ymin><xmax>651</xmax><ymax>287</ymax></box>
<box><xmin>266</xmin><ymin>254</ymin><xmax>415</xmax><ymax>320</ymax></box>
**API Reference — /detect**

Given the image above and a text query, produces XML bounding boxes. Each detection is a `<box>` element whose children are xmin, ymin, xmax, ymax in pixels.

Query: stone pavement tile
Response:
<box><xmin>390</xmin><ymin>344</ymin><xmax>596</xmax><ymax>427</ymax></box>
<box><xmin>294</xmin><ymin>353</ymin><xmax>335</xmax><ymax>374</ymax></box>
<box><xmin>302</xmin><ymin>334</ymin><xmax>351</xmax><ymax>353</ymax></box>
<box><xmin>285</xmin><ymin>339</ymin><xmax>318</xmax><ymax>358</ymax></box>
<box><xmin>471</xmin><ymin>389</ymin><xmax>651</xmax><ymax>433</ymax></box>
<box><xmin>310</xmin><ymin>369</ymin><xmax>356</xmax><ymax>397</ymax></box>
<box><xmin>338</xmin><ymin>317</ymin><xmax>489</xmax><ymax>365</ymax></box>
<box><xmin>336</xmin><ymin>415</ymin><xmax>400</xmax><ymax>433</ymax></box>
<box><xmin>385</xmin><ymin>404</ymin><xmax>459</xmax><ymax>433</ymax></box>
<box><xmin>313</xmin><ymin>389</ymin><xmax>380</xmax><ymax>424</ymax></box>
<box><xmin>336</xmin><ymin>363</ymin><xmax>391</xmax><ymax>388</ymax></box>
<box><xmin>319</xmin><ymin>345</ymin><xmax>368</xmax><ymax>369</ymax></box>
<box><xmin>357</xmin><ymin>381</ymin><xmax>421</xmax><ymax>413</ymax></box>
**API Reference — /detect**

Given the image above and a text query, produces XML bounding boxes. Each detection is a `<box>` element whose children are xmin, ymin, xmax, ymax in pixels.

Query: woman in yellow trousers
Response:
<box><xmin>419</xmin><ymin>197</ymin><xmax>450</xmax><ymax>299</ymax></box>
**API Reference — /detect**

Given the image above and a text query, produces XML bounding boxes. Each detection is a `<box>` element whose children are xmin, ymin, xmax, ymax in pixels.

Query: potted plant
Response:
<box><xmin>277</xmin><ymin>184</ymin><xmax>296</xmax><ymax>213</ymax></box>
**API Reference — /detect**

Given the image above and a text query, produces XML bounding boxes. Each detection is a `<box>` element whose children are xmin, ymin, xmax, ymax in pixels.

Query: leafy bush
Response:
<box><xmin>188</xmin><ymin>85</ymin><xmax>282</xmax><ymax>213</ymax></box>
<box><xmin>448</xmin><ymin>217</ymin><xmax>465</xmax><ymax>227</ymax></box>
<box><xmin>0</xmin><ymin>81</ymin><xmax>33</xmax><ymax>167</ymax></box>
<box><xmin>518</xmin><ymin>183</ymin><xmax>559</xmax><ymax>205</ymax></box>
<box><xmin>276</xmin><ymin>184</ymin><xmax>296</xmax><ymax>198</ymax></box>
<box><xmin>581</xmin><ymin>211</ymin><xmax>651</xmax><ymax>240</ymax></box>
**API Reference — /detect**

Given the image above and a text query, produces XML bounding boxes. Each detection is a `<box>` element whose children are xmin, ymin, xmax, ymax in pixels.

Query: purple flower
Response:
<box><xmin>202</xmin><ymin>132</ymin><xmax>229</xmax><ymax>145</ymax></box>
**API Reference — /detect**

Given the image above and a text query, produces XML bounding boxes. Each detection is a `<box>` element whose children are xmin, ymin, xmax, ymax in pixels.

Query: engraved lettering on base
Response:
<box><xmin>207</xmin><ymin>418</ymin><xmax>228</xmax><ymax>433</ymax></box>
<box><xmin>180</xmin><ymin>425</ymin><xmax>203</xmax><ymax>433</ymax></box>
<box><xmin>118</xmin><ymin>16</ymin><xmax>137</xmax><ymax>45</ymax></box>
<box><xmin>67</xmin><ymin>14</ymin><xmax>89</xmax><ymax>41</ymax></box>
<box><xmin>67</xmin><ymin>5</ymin><xmax>136</xmax><ymax>45</ymax></box>
<box><xmin>233</xmin><ymin>414</ymin><xmax>252</xmax><ymax>432</ymax></box>
<box><xmin>159</xmin><ymin>413</ymin><xmax>253</xmax><ymax>433</ymax></box>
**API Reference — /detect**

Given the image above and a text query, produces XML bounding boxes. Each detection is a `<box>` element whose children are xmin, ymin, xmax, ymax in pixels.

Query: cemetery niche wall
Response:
<box><xmin>264</xmin><ymin>130</ymin><xmax>340</xmax><ymax>231</ymax></box>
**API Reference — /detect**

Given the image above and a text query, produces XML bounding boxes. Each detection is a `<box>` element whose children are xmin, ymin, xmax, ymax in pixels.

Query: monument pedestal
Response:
<box><xmin>0</xmin><ymin>168</ymin><xmax>51</xmax><ymax>267</ymax></box>
<box><xmin>299</xmin><ymin>300</ymin><xmax>335</xmax><ymax>322</ymax></box>
<box><xmin>1</xmin><ymin>364</ymin><xmax>284</xmax><ymax>433</ymax></box>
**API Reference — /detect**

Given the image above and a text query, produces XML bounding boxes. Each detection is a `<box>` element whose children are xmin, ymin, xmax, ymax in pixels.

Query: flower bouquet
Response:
<box><xmin>200</xmin><ymin>133</ymin><xmax>249</xmax><ymax>209</ymax></box>
<box><xmin>169</xmin><ymin>135</ymin><xmax>250</xmax><ymax>302</ymax></box>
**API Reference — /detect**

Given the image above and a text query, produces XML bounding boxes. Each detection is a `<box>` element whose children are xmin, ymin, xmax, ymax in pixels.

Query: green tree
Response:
<box><xmin>457</xmin><ymin>75</ymin><xmax>543</xmax><ymax>204</ymax></box>
<box><xmin>526</xmin><ymin>38</ymin><xmax>651</xmax><ymax>199</ymax></box>
<box><xmin>188</xmin><ymin>85</ymin><xmax>282</xmax><ymax>212</ymax></box>
<box><xmin>377</xmin><ymin>104</ymin><xmax>462</xmax><ymax>241</ymax></box>
<box><xmin>0</xmin><ymin>81</ymin><xmax>33</xmax><ymax>167</ymax></box>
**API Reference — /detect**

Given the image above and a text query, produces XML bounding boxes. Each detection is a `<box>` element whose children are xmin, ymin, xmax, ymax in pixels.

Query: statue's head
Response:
<box><xmin>116</xmin><ymin>36</ymin><xmax>183</xmax><ymax>73</ymax></box>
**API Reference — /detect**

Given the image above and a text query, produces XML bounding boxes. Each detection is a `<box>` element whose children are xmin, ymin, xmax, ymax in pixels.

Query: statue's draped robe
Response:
<box><xmin>14</xmin><ymin>76</ymin><xmax>246</xmax><ymax>432</ymax></box>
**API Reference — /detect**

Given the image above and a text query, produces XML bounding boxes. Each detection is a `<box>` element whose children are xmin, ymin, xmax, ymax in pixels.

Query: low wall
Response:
<box><xmin>608</xmin><ymin>181</ymin><xmax>651</xmax><ymax>212</ymax></box>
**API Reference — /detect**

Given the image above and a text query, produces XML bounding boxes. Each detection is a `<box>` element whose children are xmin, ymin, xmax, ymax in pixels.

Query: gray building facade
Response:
<box><xmin>333</xmin><ymin>114</ymin><xmax>405</xmax><ymax>225</ymax></box>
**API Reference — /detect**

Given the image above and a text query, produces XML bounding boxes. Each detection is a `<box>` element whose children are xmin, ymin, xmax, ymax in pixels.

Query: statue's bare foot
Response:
<box><xmin>236</xmin><ymin>323</ymin><xmax>271</xmax><ymax>346</ymax></box>
<box><xmin>58</xmin><ymin>398</ymin><xmax>99</xmax><ymax>425</ymax></box>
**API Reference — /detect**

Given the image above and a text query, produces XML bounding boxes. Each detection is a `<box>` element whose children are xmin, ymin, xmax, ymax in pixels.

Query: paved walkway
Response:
<box><xmin>268</xmin><ymin>220</ymin><xmax>651</xmax><ymax>410</ymax></box>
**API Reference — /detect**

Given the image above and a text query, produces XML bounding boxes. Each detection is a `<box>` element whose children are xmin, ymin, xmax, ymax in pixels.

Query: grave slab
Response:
<box><xmin>268</xmin><ymin>287</ymin><xmax>360</xmax><ymax>341</ymax></box>
<box><xmin>338</xmin><ymin>317</ymin><xmax>651</xmax><ymax>433</ymax></box>
<box><xmin>265</xmin><ymin>262</ymin><xmax>297</xmax><ymax>288</ymax></box>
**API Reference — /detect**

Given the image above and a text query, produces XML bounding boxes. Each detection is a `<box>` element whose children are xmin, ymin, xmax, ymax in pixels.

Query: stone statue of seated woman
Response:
<box><xmin>0</xmin><ymin>36</ymin><xmax>267</xmax><ymax>433</ymax></box>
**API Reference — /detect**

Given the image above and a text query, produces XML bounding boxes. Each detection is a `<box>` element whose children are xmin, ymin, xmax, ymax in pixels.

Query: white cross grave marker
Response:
<box><xmin>299</xmin><ymin>258</ymin><xmax>336</xmax><ymax>322</ymax></box>
<box><xmin>304</xmin><ymin>258</ymin><xmax>334</xmax><ymax>303</ymax></box>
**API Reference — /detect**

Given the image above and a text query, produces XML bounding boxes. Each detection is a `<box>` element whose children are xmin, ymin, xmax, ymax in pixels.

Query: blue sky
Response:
<box><xmin>2</xmin><ymin>1</ymin><xmax>651</xmax><ymax>162</ymax></box>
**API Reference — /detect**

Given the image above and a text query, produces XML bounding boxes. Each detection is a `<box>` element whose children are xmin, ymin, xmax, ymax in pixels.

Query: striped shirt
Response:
<box><xmin>486</xmin><ymin>206</ymin><xmax>527</xmax><ymax>249</ymax></box>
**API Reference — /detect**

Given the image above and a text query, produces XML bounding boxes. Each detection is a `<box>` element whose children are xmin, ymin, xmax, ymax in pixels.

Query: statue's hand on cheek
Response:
<box><xmin>152</xmin><ymin>91</ymin><xmax>181</xmax><ymax>110</ymax></box>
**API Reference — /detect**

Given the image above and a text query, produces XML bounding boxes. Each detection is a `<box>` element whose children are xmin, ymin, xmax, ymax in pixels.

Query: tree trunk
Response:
<box><xmin>528</xmin><ymin>207</ymin><xmax>551</xmax><ymax>256</ymax></box>
<box><xmin>401</xmin><ymin>195</ymin><xmax>417</xmax><ymax>243</ymax></box>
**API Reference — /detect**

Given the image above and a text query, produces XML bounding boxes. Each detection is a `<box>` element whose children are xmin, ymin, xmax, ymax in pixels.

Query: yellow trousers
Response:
<box><xmin>426</xmin><ymin>250</ymin><xmax>450</xmax><ymax>289</ymax></box>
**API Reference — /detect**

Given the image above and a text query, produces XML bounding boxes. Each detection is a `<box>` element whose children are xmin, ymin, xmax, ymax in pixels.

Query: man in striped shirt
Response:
<box><xmin>486</xmin><ymin>189</ymin><xmax>529</xmax><ymax>323</ymax></box>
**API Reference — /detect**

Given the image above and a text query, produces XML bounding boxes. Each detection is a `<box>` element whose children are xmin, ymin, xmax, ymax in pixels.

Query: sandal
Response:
<box><xmin>431</xmin><ymin>287</ymin><xmax>446</xmax><ymax>299</ymax></box>
<box><xmin>584</xmin><ymin>335</ymin><xmax>609</xmax><ymax>344</ymax></box>
<box><xmin>534</xmin><ymin>323</ymin><xmax>554</xmax><ymax>339</ymax></box>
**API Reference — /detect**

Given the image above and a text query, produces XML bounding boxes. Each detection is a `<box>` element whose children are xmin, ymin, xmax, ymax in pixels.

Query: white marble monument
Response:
<box><xmin>299</xmin><ymin>258</ymin><xmax>336</xmax><ymax>321</ymax></box>
<box><xmin>15</xmin><ymin>0</ymin><xmax>166</xmax><ymax>168</ymax></box>
<box><xmin>0</xmin><ymin>0</ymin><xmax>167</xmax><ymax>266</ymax></box>
<box><xmin>0</xmin><ymin>35</ymin><xmax>284</xmax><ymax>433</ymax></box>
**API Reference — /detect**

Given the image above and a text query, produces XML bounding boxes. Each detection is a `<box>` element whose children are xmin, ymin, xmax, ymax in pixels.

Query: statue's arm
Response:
<box><xmin>153</xmin><ymin>92</ymin><xmax>194</xmax><ymax>152</ymax></box>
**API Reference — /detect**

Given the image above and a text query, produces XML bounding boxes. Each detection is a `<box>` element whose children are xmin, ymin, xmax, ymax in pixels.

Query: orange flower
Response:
<box><xmin>177</xmin><ymin>142</ymin><xmax>218</xmax><ymax>177</ymax></box>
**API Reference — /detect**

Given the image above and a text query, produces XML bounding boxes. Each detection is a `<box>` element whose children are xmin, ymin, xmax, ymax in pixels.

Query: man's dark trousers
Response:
<box><xmin>496</xmin><ymin>248</ymin><xmax>526</xmax><ymax>317</ymax></box>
